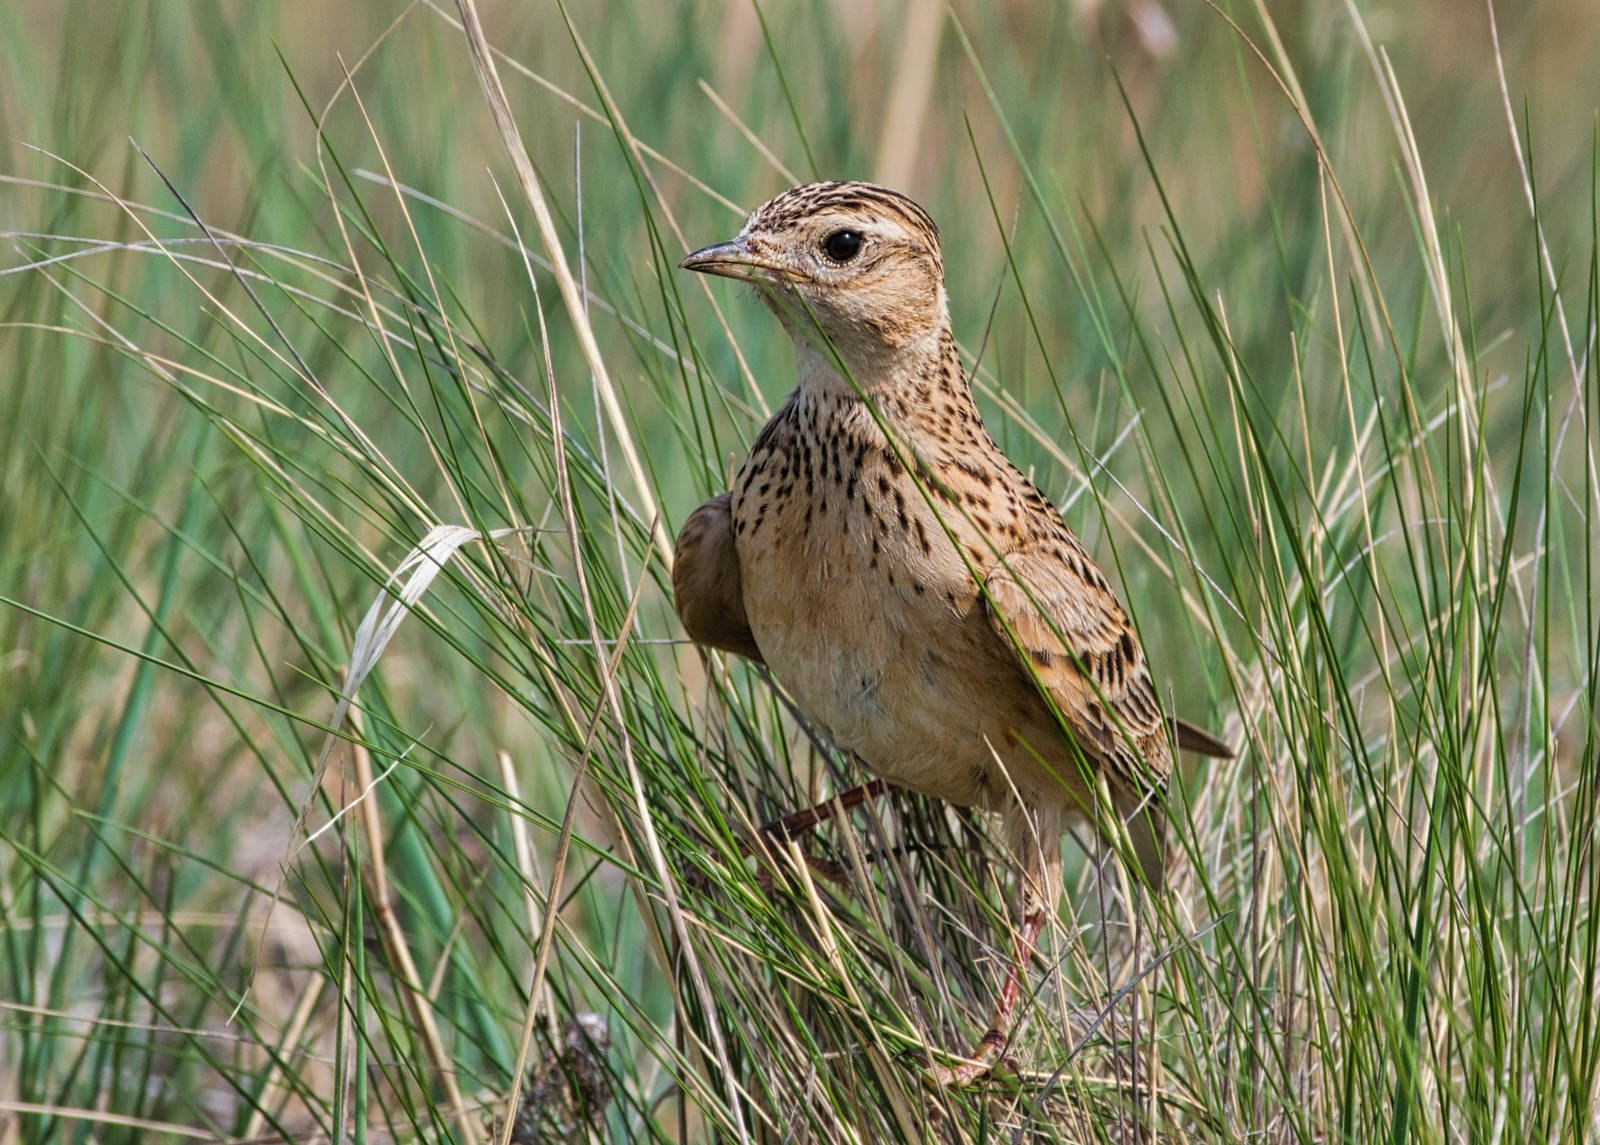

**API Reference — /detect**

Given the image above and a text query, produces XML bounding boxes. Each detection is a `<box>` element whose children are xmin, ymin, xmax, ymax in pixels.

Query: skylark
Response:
<box><xmin>674</xmin><ymin>180</ymin><xmax>1229</xmax><ymax>1085</ymax></box>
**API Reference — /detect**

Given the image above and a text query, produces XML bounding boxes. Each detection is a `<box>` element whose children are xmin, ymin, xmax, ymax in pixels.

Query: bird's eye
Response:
<box><xmin>821</xmin><ymin>229</ymin><xmax>864</xmax><ymax>263</ymax></box>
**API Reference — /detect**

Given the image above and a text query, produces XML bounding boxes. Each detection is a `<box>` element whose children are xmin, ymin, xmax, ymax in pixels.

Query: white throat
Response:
<box><xmin>790</xmin><ymin>325</ymin><xmax>944</xmax><ymax>400</ymax></box>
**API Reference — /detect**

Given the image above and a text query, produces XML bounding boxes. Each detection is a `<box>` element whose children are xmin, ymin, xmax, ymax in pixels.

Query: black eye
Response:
<box><xmin>821</xmin><ymin>229</ymin><xmax>864</xmax><ymax>263</ymax></box>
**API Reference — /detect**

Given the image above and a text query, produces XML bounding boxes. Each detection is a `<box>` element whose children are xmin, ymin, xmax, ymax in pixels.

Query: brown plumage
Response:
<box><xmin>674</xmin><ymin>180</ymin><xmax>1230</xmax><ymax>1085</ymax></box>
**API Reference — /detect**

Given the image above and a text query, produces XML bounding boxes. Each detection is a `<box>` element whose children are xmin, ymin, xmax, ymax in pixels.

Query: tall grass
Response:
<box><xmin>2</xmin><ymin>2</ymin><xmax>1596</xmax><ymax>1141</ymax></box>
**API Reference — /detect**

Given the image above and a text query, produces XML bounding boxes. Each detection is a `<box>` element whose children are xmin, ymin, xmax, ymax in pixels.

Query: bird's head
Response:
<box><xmin>681</xmin><ymin>181</ymin><xmax>949</xmax><ymax>390</ymax></box>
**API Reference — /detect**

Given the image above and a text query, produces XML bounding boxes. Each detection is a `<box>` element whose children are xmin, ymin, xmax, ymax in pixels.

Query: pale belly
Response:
<box><xmin>734</xmin><ymin>495</ymin><xmax>1064</xmax><ymax>810</ymax></box>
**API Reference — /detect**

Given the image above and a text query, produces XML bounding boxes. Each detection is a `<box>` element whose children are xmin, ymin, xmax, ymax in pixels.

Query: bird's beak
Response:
<box><xmin>679</xmin><ymin>237</ymin><xmax>792</xmax><ymax>283</ymax></box>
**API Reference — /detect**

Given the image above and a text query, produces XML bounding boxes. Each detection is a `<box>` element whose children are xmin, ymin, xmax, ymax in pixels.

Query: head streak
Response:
<box><xmin>750</xmin><ymin>181</ymin><xmax>941</xmax><ymax>257</ymax></box>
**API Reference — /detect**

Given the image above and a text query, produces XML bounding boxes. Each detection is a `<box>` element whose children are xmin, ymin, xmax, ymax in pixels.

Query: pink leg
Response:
<box><xmin>925</xmin><ymin>805</ymin><xmax>1062</xmax><ymax>1087</ymax></box>
<box><xmin>924</xmin><ymin>902</ymin><xmax>1047</xmax><ymax>1087</ymax></box>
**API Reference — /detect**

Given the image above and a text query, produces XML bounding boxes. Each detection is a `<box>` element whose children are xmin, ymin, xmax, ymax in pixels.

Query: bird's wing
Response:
<box><xmin>981</xmin><ymin>544</ymin><xmax>1170</xmax><ymax>795</ymax></box>
<box><xmin>672</xmin><ymin>493</ymin><xmax>765</xmax><ymax>663</ymax></box>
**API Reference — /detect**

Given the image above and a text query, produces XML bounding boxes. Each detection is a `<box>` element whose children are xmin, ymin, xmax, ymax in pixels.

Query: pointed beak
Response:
<box><xmin>679</xmin><ymin>237</ymin><xmax>793</xmax><ymax>283</ymax></box>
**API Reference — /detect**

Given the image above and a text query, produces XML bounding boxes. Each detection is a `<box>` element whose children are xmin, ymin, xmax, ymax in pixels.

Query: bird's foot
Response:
<box><xmin>915</xmin><ymin>1029</ymin><xmax>1024</xmax><ymax>1093</ymax></box>
<box><xmin>920</xmin><ymin>901</ymin><xmax>1045</xmax><ymax>1087</ymax></box>
<box><xmin>920</xmin><ymin>1026</ymin><xmax>1011</xmax><ymax>1088</ymax></box>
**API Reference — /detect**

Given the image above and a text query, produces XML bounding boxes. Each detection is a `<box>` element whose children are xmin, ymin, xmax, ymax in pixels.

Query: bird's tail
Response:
<box><xmin>1171</xmin><ymin>716</ymin><xmax>1233</xmax><ymax>759</ymax></box>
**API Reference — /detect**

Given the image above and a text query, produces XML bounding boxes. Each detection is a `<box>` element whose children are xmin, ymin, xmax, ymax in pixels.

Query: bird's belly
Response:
<box><xmin>736</xmin><ymin>509</ymin><xmax>1047</xmax><ymax>808</ymax></box>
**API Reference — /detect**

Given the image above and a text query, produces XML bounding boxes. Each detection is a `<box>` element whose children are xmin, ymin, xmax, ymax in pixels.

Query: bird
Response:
<box><xmin>672</xmin><ymin>180</ymin><xmax>1230</xmax><ymax>1086</ymax></box>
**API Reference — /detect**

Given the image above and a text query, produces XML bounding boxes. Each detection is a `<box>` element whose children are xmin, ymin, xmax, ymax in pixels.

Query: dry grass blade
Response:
<box><xmin>514</xmin><ymin>183</ymin><xmax>751</xmax><ymax>1138</ymax></box>
<box><xmin>451</xmin><ymin>0</ymin><xmax>672</xmax><ymax>570</ymax></box>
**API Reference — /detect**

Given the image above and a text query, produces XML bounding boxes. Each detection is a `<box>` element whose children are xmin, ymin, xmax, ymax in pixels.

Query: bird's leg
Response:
<box><xmin>923</xmin><ymin>898</ymin><xmax>1048</xmax><ymax>1088</ymax></box>
<box><xmin>925</xmin><ymin>804</ymin><xmax>1062</xmax><ymax>1088</ymax></box>
<box><xmin>745</xmin><ymin>778</ymin><xmax>891</xmax><ymax>891</ymax></box>
<box><xmin>759</xmin><ymin>778</ymin><xmax>889</xmax><ymax>842</ymax></box>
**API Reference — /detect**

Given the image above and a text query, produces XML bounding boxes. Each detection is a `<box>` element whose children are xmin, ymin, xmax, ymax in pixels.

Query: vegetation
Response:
<box><xmin>2</xmin><ymin>2</ymin><xmax>1596</xmax><ymax>1140</ymax></box>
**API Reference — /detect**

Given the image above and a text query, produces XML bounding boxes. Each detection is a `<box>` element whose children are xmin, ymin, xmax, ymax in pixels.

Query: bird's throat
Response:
<box><xmin>793</xmin><ymin>320</ymin><xmax>960</xmax><ymax>396</ymax></box>
<box><xmin>791</xmin><ymin>325</ymin><xmax>987</xmax><ymax>455</ymax></box>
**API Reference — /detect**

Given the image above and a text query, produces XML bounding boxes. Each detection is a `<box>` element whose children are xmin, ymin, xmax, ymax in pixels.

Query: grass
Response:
<box><xmin>2</xmin><ymin>1</ymin><xmax>1597</xmax><ymax>1141</ymax></box>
